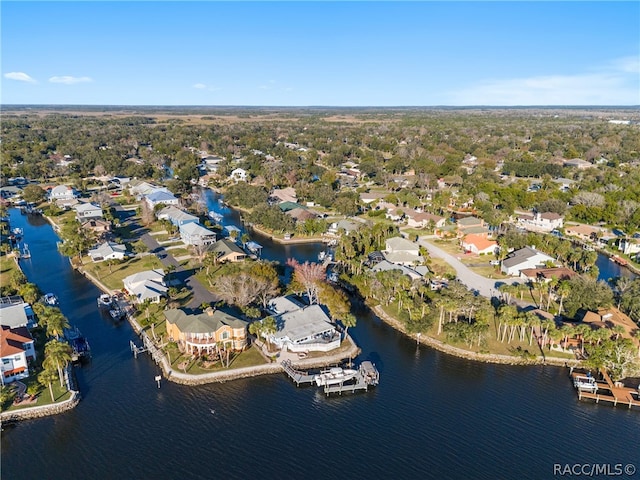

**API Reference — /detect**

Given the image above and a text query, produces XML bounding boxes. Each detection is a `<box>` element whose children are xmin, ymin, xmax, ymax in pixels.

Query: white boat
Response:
<box><xmin>318</xmin><ymin>251</ymin><xmax>326</xmax><ymax>261</ymax></box>
<box><xmin>12</xmin><ymin>227</ymin><xmax>23</xmax><ymax>237</ymax></box>
<box><xmin>97</xmin><ymin>294</ymin><xmax>113</xmax><ymax>308</ymax></box>
<box><xmin>314</xmin><ymin>367</ymin><xmax>358</xmax><ymax>387</ymax></box>
<box><xmin>43</xmin><ymin>293</ymin><xmax>59</xmax><ymax>306</ymax></box>
<box><xmin>208</xmin><ymin>211</ymin><xmax>223</xmax><ymax>222</ymax></box>
<box><xmin>573</xmin><ymin>374</ymin><xmax>598</xmax><ymax>393</ymax></box>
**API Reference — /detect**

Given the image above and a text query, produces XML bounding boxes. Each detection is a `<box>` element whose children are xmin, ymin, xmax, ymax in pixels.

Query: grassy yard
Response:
<box><xmin>167</xmin><ymin>344</ymin><xmax>268</xmax><ymax>374</ymax></box>
<box><xmin>81</xmin><ymin>254</ymin><xmax>165</xmax><ymax>291</ymax></box>
<box><xmin>1</xmin><ymin>374</ymin><xmax>72</xmax><ymax>412</ymax></box>
<box><xmin>0</xmin><ymin>253</ymin><xmax>20</xmax><ymax>282</ymax></box>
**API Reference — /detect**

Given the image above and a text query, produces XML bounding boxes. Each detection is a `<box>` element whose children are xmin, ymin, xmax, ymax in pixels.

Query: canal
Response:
<box><xmin>2</xmin><ymin>207</ymin><xmax>638</xmax><ymax>480</ymax></box>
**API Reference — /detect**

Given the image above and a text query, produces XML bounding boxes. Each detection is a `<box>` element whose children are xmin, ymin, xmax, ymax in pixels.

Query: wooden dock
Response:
<box><xmin>323</xmin><ymin>361</ymin><xmax>380</xmax><ymax>396</ymax></box>
<box><xmin>573</xmin><ymin>368</ymin><xmax>640</xmax><ymax>409</ymax></box>
<box><xmin>281</xmin><ymin>359</ymin><xmax>316</xmax><ymax>386</ymax></box>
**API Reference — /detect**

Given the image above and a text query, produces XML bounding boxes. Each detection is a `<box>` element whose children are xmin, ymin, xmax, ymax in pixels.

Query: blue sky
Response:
<box><xmin>2</xmin><ymin>2</ymin><xmax>639</xmax><ymax>106</ymax></box>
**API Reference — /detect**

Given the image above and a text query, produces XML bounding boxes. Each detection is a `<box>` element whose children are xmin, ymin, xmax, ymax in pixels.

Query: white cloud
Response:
<box><xmin>447</xmin><ymin>56</ymin><xmax>640</xmax><ymax>105</ymax></box>
<box><xmin>4</xmin><ymin>72</ymin><xmax>37</xmax><ymax>83</ymax></box>
<box><xmin>49</xmin><ymin>76</ymin><xmax>93</xmax><ymax>85</ymax></box>
<box><xmin>193</xmin><ymin>83</ymin><xmax>221</xmax><ymax>92</ymax></box>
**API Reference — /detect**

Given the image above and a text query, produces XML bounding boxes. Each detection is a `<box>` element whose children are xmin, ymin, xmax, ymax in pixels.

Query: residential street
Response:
<box><xmin>417</xmin><ymin>236</ymin><xmax>526</xmax><ymax>301</ymax></box>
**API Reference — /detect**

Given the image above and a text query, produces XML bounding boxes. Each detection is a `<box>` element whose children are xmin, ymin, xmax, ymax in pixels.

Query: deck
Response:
<box><xmin>281</xmin><ymin>359</ymin><xmax>316</xmax><ymax>386</ymax></box>
<box><xmin>282</xmin><ymin>359</ymin><xmax>380</xmax><ymax>395</ymax></box>
<box><xmin>572</xmin><ymin>368</ymin><xmax>640</xmax><ymax>409</ymax></box>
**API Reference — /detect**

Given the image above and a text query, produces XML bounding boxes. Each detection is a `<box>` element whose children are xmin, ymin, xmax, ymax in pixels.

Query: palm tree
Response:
<box><xmin>43</xmin><ymin>308</ymin><xmax>70</xmax><ymax>339</ymax></box>
<box><xmin>43</xmin><ymin>339</ymin><xmax>72</xmax><ymax>387</ymax></box>
<box><xmin>38</xmin><ymin>367</ymin><xmax>59</xmax><ymax>402</ymax></box>
<box><xmin>555</xmin><ymin>281</ymin><xmax>571</xmax><ymax>316</ymax></box>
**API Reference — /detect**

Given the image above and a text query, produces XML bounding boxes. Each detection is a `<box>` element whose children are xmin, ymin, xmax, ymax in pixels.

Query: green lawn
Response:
<box><xmin>1</xmin><ymin>375</ymin><xmax>72</xmax><ymax>412</ymax></box>
<box><xmin>168</xmin><ymin>344</ymin><xmax>268</xmax><ymax>374</ymax></box>
<box><xmin>0</xmin><ymin>253</ymin><xmax>20</xmax><ymax>282</ymax></box>
<box><xmin>81</xmin><ymin>255</ymin><xmax>165</xmax><ymax>291</ymax></box>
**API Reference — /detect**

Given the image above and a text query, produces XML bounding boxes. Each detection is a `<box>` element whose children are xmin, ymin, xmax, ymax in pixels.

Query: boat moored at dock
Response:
<box><xmin>97</xmin><ymin>294</ymin><xmax>114</xmax><ymax>309</ymax></box>
<box><xmin>43</xmin><ymin>293</ymin><xmax>59</xmax><ymax>306</ymax></box>
<box><xmin>64</xmin><ymin>327</ymin><xmax>91</xmax><ymax>362</ymax></box>
<box><xmin>314</xmin><ymin>367</ymin><xmax>358</xmax><ymax>386</ymax></box>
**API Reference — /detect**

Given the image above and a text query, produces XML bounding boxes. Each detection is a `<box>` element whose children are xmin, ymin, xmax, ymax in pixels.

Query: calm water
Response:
<box><xmin>2</xmin><ymin>209</ymin><xmax>639</xmax><ymax>480</ymax></box>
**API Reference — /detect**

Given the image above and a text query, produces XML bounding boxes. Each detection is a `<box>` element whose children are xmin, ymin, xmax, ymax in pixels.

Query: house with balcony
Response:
<box><xmin>49</xmin><ymin>184</ymin><xmax>78</xmax><ymax>202</ymax></box>
<box><xmin>210</xmin><ymin>238</ymin><xmax>247</xmax><ymax>263</ymax></box>
<box><xmin>1</xmin><ymin>325</ymin><xmax>36</xmax><ymax>384</ymax></box>
<box><xmin>165</xmin><ymin>307</ymin><xmax>248</xmax><ymax>355</ymax></box>
<box><xmin>179</xmin><ymin>222</ymin><xmax>216</xmax><ymax>246</ymax></box>
<box><xmin>516</xmin><ymin>211</ymin><xmax>564</xmax><ymax>233</ymax></box>
<box><xmin>266</xmin><ymin>296</ymin><xmax>340</xmax><ymax>353</ymax></box>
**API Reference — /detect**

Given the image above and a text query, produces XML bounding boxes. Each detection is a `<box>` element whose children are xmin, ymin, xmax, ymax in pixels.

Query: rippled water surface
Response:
<box><xmin>2</xmin><ymin>209</ymin><xmax>638</xmax><ymax>480</ymax></box>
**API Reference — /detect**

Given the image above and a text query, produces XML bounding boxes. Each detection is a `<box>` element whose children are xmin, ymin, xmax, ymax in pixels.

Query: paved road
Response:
<box><xmin>113</xmin><ymin>203</ymin><xmax>218</xmax><ymax>309</ymax></box>
<box><xmin>417</xmin><ymin>237</ymin><xmax>526</xmax><ymax>301</ymax></box>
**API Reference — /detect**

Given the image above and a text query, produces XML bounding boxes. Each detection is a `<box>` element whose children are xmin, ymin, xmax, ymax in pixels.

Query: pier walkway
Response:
<box><xmin>281</xmin><ymin>360</ymin><xmax>316</xmax><ymax>386</ymax></box>
<box><xmin>574</xmin><ymin>368</ymin><xmax>640</xmax><ymax>409</ymax></box>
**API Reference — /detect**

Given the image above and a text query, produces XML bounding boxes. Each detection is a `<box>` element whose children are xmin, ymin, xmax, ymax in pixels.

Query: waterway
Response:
<box><xmin>2</xmin><ymin>208</ymin><xmax>639</xmax><ymax>480</ymax></box>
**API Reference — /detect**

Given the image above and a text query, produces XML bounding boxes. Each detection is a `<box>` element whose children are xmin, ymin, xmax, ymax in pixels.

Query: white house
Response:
<box><xmin>157</xmin><ymin>206</ymin><xmax>199</xmax><ymax>227</ymax></box>
<box><xmin>501</xmin><ymin>247</ymin><xmax>557</xmax><ymax>276</ymax></box>
<box><xmin>144</xmin><ymin>191</ymin><xmax>179</xmax><ymax>209</ymax></box>
<box><xmin>49</xmin><ymin>185</ymin><xmax>77</xmax><ymax>202</ymax></box>
<box><xmin>88</xmin><ymin>242</ymin><xmax>128</xmax><ymax>262</ymax></box>
<box><xmin>230</xmin><ymin>168</ymin><xmax>248</xmax><ymax>182</ymax></box>
<box><xmin>0</xmin><ymin>296</ymin><xmax>37</xmax><ymax>329</ymax></box>
<box><xmin>404</xmin><ymin>210</ymin><xmax>446</xmax><ymax>229</ymax></box>
<box><xmin>1</xmin><ymin>326</ymin><xmax>36</xmax><ymax>384</ymax></box>
<box><xmin>516</xmin><ymin>211</ymin><xmax>564</xmax><ymax>232</ymax></box>
<box><xmin>371</xmin><ymin>260</ymin><xmax>429</xmax><ymax>281</ymax></box>
<box><xmin>123</xmin><ymin>269</ymin><xmax>167</xmax><ymax>303</ymax></box>
<box><xmin>179</xmin><ymin>222</ymin><xmax>217</xmax><ymax>246</ymax></box>
<box><xmin>266</xmin><ymin>298</ymin><xmax>340</xmax><ymax>353</ymax></box>
<box><xmin>74</xmin><ymin>202</ymin><xmax>103</xmax><ymax>221</ymax></box>
<box><xmin>618</xmin><ymin>237</ymin><xmax>640</xmax><ymax>256</ymax></box>
<box><xmin>384</xmin><ymin>237</ymin><xmax>423</xmax><ymax>265</ymax></box>
<box><xmin>129</xmin><ymin>181</ymin><xmax>167</xmax><ymax>198</ymax></box>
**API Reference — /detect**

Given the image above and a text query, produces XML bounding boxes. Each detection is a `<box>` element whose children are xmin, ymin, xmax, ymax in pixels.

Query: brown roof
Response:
<box><xmin>1</xmin><ymin>326</ymin><xmax>33</xmax><ymax>357</ymax></box>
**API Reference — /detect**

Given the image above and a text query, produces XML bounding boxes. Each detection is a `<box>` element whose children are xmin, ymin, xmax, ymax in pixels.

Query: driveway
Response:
<box><xmin>418</xmin><ymin>237</ymin><xmax>527</xmax><ymax>302</ymax></box>
<box><xmin>113</xmin><ymin>203</ymin><xmax>218</xmax><ymax>309</ymax></box>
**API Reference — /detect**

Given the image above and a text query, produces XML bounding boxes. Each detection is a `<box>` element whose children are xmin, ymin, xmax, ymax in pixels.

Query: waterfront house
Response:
<box><xmin>327</xmin><ymin>219</ymin><xmax>364</xmax><ymax>236</ymax></box>
<box><xmin>157</xmin><ymin>206</ymin><xmax>199</xmax><ymax>227</ymax></box>
<box><xmin>80</xmin><ymin>218</ymin><xmax>112</xmax><ymax>237</ymax></box>
<box><xmin>516</xmin><ymin>211</ymin><xmax>564</xmax><ymax>233</ymax></box>
<box><xmin>128</xmin><ymin>180</ymin><xmax>168</xmax><ymax>198</ymax></box>
<box><xmin>371</xmin><ymin>260</ymin><xmax>429</xmax><ymax>281</ymax></box>
<box><xmin>0</xmin><ymin>296</ymin><xmax>37</xmax><ymax>329</ymax></box>
<box><xmin>74</xmin><ymin>202</ymin><xmax>103</xmax><ymax>221</ymax></box>
<box><xmin>383</xmin><ymin>237</ymin><xmax>423</xmax><ymax>266</ymax></box>
<box><xmin>461</xmin><ymin>234</ymin><xmax>497</xmax><ymax>255</ymax></box>
<box><xmin>144</xmin><ymin>190</ymin><xmax>179</xmax><ymax>210</ymax></box>
<box><xmin>501</xmin><ymin>247</ymin><xmax>557</xmax><ymax>276</ymax></box>
<box><xmin>165</xmin><ymin>307</ymin><xmax>248</xmax><ymax>354</ymax></box>
<box><xmin>88</xmin><ymin>241</ymin><xmax>128</xmax><ymax>262</ymax></box>
<box><xmin>267</xmin><ymin>297</ymin><xmax>340</xmax><ymax>353</ymax></box>
<box><xmin>1</xmin><ymin>325</ymin><xmax>35</xmax><ymax>384</ymax></box>
<box><xmin>210</xmin><ymin>239</ymin><xmax>247</xmax><ymax>263</ymax></box>
<box><xmin>564</xmin><ymin>224</ymin><xmax>606</xmax><ymax>242</ymax></box>
<box><xmin>49</xmin><ymin>185</ymin><xmax>78</xmax><ymax>202</ymax></box>
<box><xmin>123</xmin><ymin>269</ymin><xmax>166</xmax><ymax>303</ymax></box>
<box><xmin>179</xmin><ymin>222</ymin><xmax>216</xmax><ymax>246</ymax></box>
<box><xmin>618</xmin><ymin>237</ymin><xmax>640</xmax><ymax>256</ymax></box>
<box><xmin>581</xmin><ymin>307</ymin><xmax>640</xmax><ymax>356</ymax></box>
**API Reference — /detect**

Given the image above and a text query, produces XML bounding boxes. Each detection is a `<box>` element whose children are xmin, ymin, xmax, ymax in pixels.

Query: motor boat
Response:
<box><xmin>43</xmin><ymin>293</ymin><xmax>59</xmax><ymax>306</ymax></box>
<box><xmin>314</xmin><ymin>367</ymin><xmax>358</xmax><ymax>387</ymax></box>
<box><xmin>573</xmin><ymin>374</ymin><xmax>598</xmax><ymax>393</ymax></box>
<box><xmin>97</xmin><ymin>293</ymin><xmax>113</xmax><ymax>309</ymax></box>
